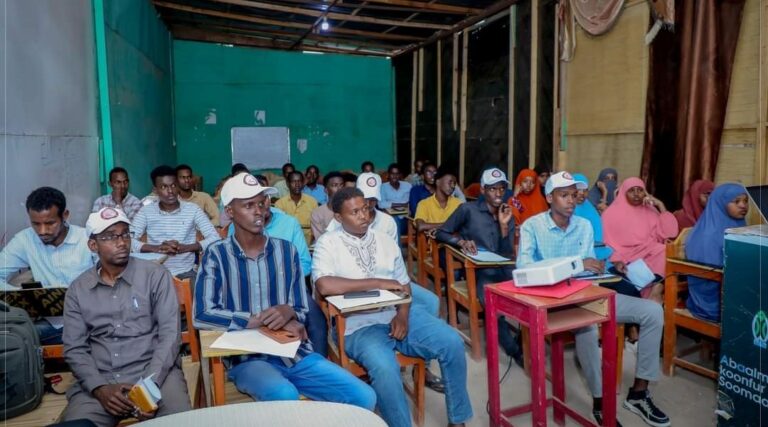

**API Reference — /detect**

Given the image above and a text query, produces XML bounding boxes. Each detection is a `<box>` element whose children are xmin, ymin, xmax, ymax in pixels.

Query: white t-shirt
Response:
<box><xmin>312</xmin><ymin>228</ymin><xmax>410</xmax><ymax>335</ymax></box>
<box><xmin>326</xmin><ymin>209</ymin><xmax>399</xmax><ymax>243</ymax></box>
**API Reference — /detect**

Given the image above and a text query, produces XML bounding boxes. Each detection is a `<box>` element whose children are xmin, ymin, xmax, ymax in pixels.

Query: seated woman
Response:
<box><xmin>574</xmin><ymin>173</ymin><xmax>640</xmax><ymax>299</ymax></box>
<box><xmin>508</xmin><ymin>168</ymin><xmax>549</xmax><ymax>227</ymax></box>
<box><xmin>685</xmin><ymin>184</ymin><xmax>748</xmax><ymax>322</ymax></box>
<box><xmin>587</xmin><ymin>168</ymin><xmax>619</xmax><ymax>214</ymax></box>
<box><xmin>602</xmin><ymin>177</ymin><xmax>679</xmax><ymax>302</ymax></box>
<box><xmin>672</xmin><ymin>179</ymin><xmax>715</xmax><ymax>232</ymax></box>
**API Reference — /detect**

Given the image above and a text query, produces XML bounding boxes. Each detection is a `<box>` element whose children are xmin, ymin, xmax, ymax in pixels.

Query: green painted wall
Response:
<box><xmin>103</xmin><ymin>0</ymin><xmax>175</xmax><ymax>197</ymax></box>
<box><xmin>173</xmin><ymin>41</ymin><xmax>395</xmax><ymax>194</ymax></box>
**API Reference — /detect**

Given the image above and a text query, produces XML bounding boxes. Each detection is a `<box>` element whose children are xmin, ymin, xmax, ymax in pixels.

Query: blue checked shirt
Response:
<box><xmin>193</xmin><ymin>236</ymin><xmax>312</xmax><ymax>366</ymax></box>
<box><xmin>517</xmin><ymin>211</ymin><xmax>596</xmax><ymax>268</ymax></box>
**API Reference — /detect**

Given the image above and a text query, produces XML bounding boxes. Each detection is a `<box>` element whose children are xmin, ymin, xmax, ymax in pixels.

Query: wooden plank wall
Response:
<box><xmin>559</xmin><ymin>0</ymin><xmax>768</xmax><ymax>187</ymax></box>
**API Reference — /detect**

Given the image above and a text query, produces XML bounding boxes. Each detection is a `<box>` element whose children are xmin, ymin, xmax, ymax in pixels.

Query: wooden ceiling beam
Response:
<box><xmin>154</xmin><ymin>1</ymin><xmax>425</xmax><ymax>41</ymax></box>
<box><xmin>207</xmin><ymin>0</ymin><xmax>452</xmax><ymax>30</ymax></box>
<box><xmin>394</xmin><ymin>0</ymin><xmax>519</xmax><ymax>56</ymax></box>
<box><xmin>271</xmin><ymin>0</ymin><xmax>472</xmax><ymax>15</ymax></box>
<box><xmin>171</xmin><ymin>25</ymin><xmax>393</xmax><ymax>56</ymax></box>
<box><xmin>360</xmin><ymin>0</ymin><xmax>483</xmax><ymax>14</ymax></box>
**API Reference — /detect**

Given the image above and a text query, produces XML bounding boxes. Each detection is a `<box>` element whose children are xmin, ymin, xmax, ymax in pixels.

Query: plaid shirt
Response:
<box><xmin>92</xmin><ymin>193</ymin><xmax>142</xmax><ymax>220</ymax></box>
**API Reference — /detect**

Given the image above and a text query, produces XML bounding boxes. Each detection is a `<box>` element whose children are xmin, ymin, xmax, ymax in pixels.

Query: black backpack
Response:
<box><xmin>0</xmin><ymin>301</ymin><xmax>44</xmax><ymax>419</ymax></box>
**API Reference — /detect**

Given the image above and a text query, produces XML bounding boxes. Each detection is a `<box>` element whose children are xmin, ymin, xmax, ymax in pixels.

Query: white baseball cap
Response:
<box><xmin>356</xmin><ymin>172</ymin><xmax>382</xmax><ymax>201</ymax></box>
<box><xmin>544</xmin><ymin>171</ymin><xmax>588</xmax><ymax>195</ymax></box>
<box><xmin>221</xmin><ymin>172</ymin><xmax>278</xmax><ymax>206</ymax></box>
<box><xmin>86</xmin><ymin>207</ymin><xmax>131</xmax><ymax>236</ymax></box>
<box><xmin>480</xmin><ymin>168</ymin><xmax>509</xmax><ymax>187</ymax></box>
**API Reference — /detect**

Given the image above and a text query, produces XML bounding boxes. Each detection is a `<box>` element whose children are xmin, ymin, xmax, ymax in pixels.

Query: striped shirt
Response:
<box><xmin>130</xmin><ymin>201</ymin><xmax>219</xmax><ymax>276</ymax></box>
<box><xmin>517</xmin><ymin>211</ymin><xmax>595</xmax><ymax>268</ymax></box>
<box><xmin>0</xmin><ymin>225</ymin><xmax>95</xmax><ymax>289</ymax></box>
<box><xmin>193</xmin><ymin>236</ymin><xmax>311</xmax><ymax>366</ymax></box>
<box><xmin>91</xmin><ymin>193</ymin><xmax>143</xmax><ymax>220</ymax></box>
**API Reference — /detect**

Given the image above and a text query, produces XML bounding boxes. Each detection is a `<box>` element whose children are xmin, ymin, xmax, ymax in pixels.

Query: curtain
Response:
<box><xmin>641</xmin><ymin>0</ymin><xmax>745</xmax><ymax>210</ymax></box>
<box><xmin>570</xmin><ymin>0</ymin><xmax>626</xmax><ymax>36</ymax></box>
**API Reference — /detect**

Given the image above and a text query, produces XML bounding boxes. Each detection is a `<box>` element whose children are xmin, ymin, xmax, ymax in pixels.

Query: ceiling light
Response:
<box><xmin>320</xmin><ymin>18</ymin><xmax>330</xmax><ymax>31</ymax></box>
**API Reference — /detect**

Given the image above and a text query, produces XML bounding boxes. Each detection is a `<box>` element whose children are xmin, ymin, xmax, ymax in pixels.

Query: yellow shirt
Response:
<box><xmin>275</xmin><ymin>194</ymin><xmax>319</xmax><ymax>244</ymax></box>
<box><xmin>414</xmin><ymin>195</ymin><xmax>462</xmax><ymax>224</ymax></box>
<box><xmin>181</xmin><ymin>191</ymin><xmax>220</xmax><ymax>227</ymax></box>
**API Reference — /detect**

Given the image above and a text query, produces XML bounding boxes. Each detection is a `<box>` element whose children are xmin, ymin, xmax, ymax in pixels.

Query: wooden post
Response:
<box><xmin>508</xmin><ymin>5</ymin><xmax>516</xmax><ymax>179</ymax></box>
<box><xmin>411</xmin><ymin>51</ymin><xmax>418</xmax><ymax>168</ymax></box>
<box><xmin>460</xmin><ymin>29</ymin><xmax>469</xmax><ymax>186</ymax></box>
<box><xmin>528</xmin><ymin>0</ymin><xmax>540</xmax><ymax>168</ymax></box>
<box><xmin>452</xmin><ymin>33</ymin><xmax>459</xmax><ymax>131</ymax></box>
<box><xmin>552</xmin><ymin>0</ymin><xmax>560</xmax><ymax>171</ymax></box>
<box><xmin>437</xmin><ymin>39</ymin><xmax>443</xmax><ymax>165</ymax></box>
<box><xmin>418</xmin><ymin>48</ymin><xmax>425</xmax><ymax>112</ymax></box>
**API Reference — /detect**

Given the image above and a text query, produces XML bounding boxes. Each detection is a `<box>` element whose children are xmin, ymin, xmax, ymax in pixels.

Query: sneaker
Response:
<box><xmin>593</xmin><ymin>409</ymin><xmax>623</xmax><ymax>427</ymax></box>
<box><xmin>623</xmin><ymin>389</ymin><xmax>671</xmax><ymax>427</ymax></box>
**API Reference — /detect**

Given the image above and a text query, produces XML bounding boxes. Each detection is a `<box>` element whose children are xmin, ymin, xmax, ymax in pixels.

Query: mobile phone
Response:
<box><xmin>343</xmin><ymin>290</ymin><xmax>381</xmax><ymax>299</ymax></box>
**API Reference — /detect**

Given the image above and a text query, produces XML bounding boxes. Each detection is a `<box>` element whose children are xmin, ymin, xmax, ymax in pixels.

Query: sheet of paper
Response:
<box><xmin>210</xmin><ymin>329</ymin><xmax>301</xmax><ymax>358</ymax></box>
<box><xmin>44</xmin><ymin>316</ymin><xmax>65</xmax><ymax>329</ymax></box>
<box><xmin>468</xmin><ymin>250</ymin><xmax>510</xmax><ymax>263</ymax></box>
<box><xmin>571</xmin><ymin>272</ymin><xmax>618</xmax><ymax>281</ymax></box>
<box><xmin>326</xmin><ymin>289</ymin><xmax>404</xmax><ymax>310</ymax></box>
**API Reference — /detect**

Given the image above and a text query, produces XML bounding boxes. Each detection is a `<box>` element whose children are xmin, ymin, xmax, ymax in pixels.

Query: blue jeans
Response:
<box><xmin>228</xmin><ymin>353</ymin><xmax>376</xmax><ymax>410</ymax></box>
<box><xmin>344</xmin><ymin>306</ymin><xmax>473</xmax><ymax>426</ymax></box>
<box><xmin>410</xmin><ymin>282</ymin><xmax>439</xmax><ymax>317</ymax></box>
<box><xmin>35</xmin><ymin>318</ymin><xmax>62</xmax><ymax>345</ymax></box>
<box><xmin>305</xmin><ymin>297</ymin><xmax>328</xmax><ymax>357</ymax></box>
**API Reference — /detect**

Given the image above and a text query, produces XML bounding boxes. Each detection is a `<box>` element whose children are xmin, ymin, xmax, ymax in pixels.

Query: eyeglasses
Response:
<box><xmin>95</xmin><ymin>231</ymin><xmax>132</xmax><ymax>242</ymax></box>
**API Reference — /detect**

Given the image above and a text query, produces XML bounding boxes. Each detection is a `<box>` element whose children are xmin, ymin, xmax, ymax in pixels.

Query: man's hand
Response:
<box><xmin>158</xmin><ymin>240</ymin><xmax>180</xmax><ymax>254</ymax></box>
<box><xmin>257</xmin><ymin>305</ymin><xmax>296</xmax><ymax>330</ymax></box>
<box><xmin>513</xmin><ymin>184</ymin><xmax>522</xmax><ymax>197</ymax></box>
<box><xmin>498</xmin><ymin>204</ymin><xmax>513</xmax><ymax>227</ymax></box>
<box><xmin>613</xmin><ymin>261</ymin><xmax>627</xmax><ymax>275</ymax></box>
<box><xmin>457</xmin><ymin>239</ymin><xmax>478</xmax><ymax>256</ymax></box>
<box><xmin>582</xmin><ymin>258</ymin><xmax>605</xmax><ymax>274</ymax></box>
<box><xmin>245</xmin><ymin>314</ymin><xmax>263</xmax><ymax>329</ymax></box>
<box><xmin>136</xmin><ymin>408</ymin><xmax>158</xmax><ymax>421</ymax></box>
<box><xmin>389</xmin><ymin>310</ymin><xmax>409</xmax><ymax>340</ymax></box>
<box><xmin>378</xmin><ymin>279</ymin><xmax>408</xmax><ymax>294</ymax></box>
<box><xmin>282</xmin><ymin>319</ymin><xmax>308</xmax><ymax>341</ymax></box>
<box><xmin>93</xmin><ymin>384</ymin><xmax>135</xmax><ymax>417</ymax></box>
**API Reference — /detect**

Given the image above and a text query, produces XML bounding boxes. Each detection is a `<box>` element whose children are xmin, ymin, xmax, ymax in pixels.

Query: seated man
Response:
<box><xmin>380</xmin><ymin>163</ymin><xmax>412</xmax><ymax>237</ymax></box>
<box><xmin>310</xmin><ymin>171</ymin><xmax>345</xmax><ymax>240</ymax></box>
<box><xmin>326</xmin><ymin>172</ymin><xmax>398</xmax><ymax>241</ymax></box>
<box><xmin>194</xmin><ymin>174</ymin><xmax>375</xmax><ymax>409</ymax></box>
<box><xmin>1</xmin><ymin>187</ymin><xmax>94</xmax><ymax>344</ymax></box>
<box><xmin>302</xmin><ymin>165</ymin><xmax>327</xmax><ymax>205</ymax></box>
<box><xmin>92</xmin><ymin>167</ymin><xmax>142</xmax><ymax>220</ymax></box>
<box><xmin>313</xmin><ymin>187</ymin><xmax>472</xmax><ymax>427</ymax></box>
<box><xmin>435</xmin><ymin>168</ymin><xmax>521</xmax><ymax>361</ymax></box>
<box><xmin>62</xmin><ymin>208</ymin><xmax>190</xmax><ymax>426</ymax></box>
<box><xmin>130</xmin><ymin>165</ymin><xmax>220</xmax><ymax>280</ymax></box>
<box><xmin>414</xmin><ymin>166</ymin><xmax>462</xmax><ymax>233</ymax></box>
<box><xmin>176</xmin><ymin>164</ymin><xmax>220</xmax><ymax>226</ymax></box>
<box><xmin>518</xmin><ymin>172</ymin><xmax>669</xmax><ymax>427</ymax></box>
<box><xmin>272</xmin><ymin>162</ymin><xmax>295</xmax><ymax>199</ymax></box>
<box><xmin>275</xmin><ymin>171</ymin><xmax>318</xmax><ymax>245</ymax></box>
<box><xmin>226</xmin><ymin>173</ymin><xmax>327</xmax><ymax>357</ymax></box>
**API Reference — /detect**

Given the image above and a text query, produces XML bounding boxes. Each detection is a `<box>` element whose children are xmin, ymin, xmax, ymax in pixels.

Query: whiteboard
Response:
<box><xmin>231</xmin><ymin>127</ymin><xmax>290</xmax><ymax>170</ymax></box>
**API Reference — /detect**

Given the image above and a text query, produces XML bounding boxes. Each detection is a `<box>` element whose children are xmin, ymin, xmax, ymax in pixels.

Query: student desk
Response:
<box><xmin>137</xmin><ymin>401</ymin><xmax>387</xmax><ymax>427</ymax></box>
<box><xmin>200</xmin><ymin>330</ymin><xmax>251</xmax><ymax>406</ymax></box>
<box><xmin>485</xmin><ymin>285</ymin><xmax>617</xmax><ymax>427</ymax></box>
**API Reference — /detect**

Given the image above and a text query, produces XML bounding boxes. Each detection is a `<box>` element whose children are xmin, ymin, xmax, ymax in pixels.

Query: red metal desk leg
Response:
<box><xmin>551</xmin><ymin>332</ymin><xmax>567</xmax><ymax>425</ymax></box>
<box><xmin>485</xmin><ymin>290</ymin><xmax>502</xmax><ymax>427</ymax></box>
<box><xmin>530</xmin><ymin>307</ymin><xmax>548</xmax><ymax>426</ymax></box>
<box><xmin>601</xmin><ymin>295</ymin><xmax>617</xmax><ymax>427</ymax></box>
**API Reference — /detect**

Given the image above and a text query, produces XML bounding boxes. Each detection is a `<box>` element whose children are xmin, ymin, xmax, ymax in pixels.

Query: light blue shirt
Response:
<box><xmin>379</xmin><ymin>181</ymin><xmax>412</xmax><ymax>209</ymax></box>
<box><xmin>0</xmin><ymin>225</ymin><xmax>95</xmax><ymax>288</ymax></box>
<box><xmin>303</xmin><ymin>184</ymin><xmax>327</xmax><ymax>205</ymax></box>
<box><xmin>228</xmin><ymin>208</ymin><xmax>311</xmax><ymax>276</ymax></box>
<box><xmin>517</xmin><ymin>211</ymin><xmax>595</xmax><ymax>268</ymax></box>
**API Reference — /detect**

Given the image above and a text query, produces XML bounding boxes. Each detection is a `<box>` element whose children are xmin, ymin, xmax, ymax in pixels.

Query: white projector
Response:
<box><xmin>512</xmin><ymin>256</ymin><xmax>584</xmax><ymax>287</ymax></box>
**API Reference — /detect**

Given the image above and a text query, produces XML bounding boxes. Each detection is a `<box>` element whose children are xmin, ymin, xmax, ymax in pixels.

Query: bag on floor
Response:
<box><xmin>0</xmin><ymin>301</ymin><xmax>44</xmax><ymax>419</ymax></box>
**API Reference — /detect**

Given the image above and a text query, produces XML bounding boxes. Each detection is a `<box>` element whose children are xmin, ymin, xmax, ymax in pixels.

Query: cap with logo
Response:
<box><xmin>480</xmin><ymin>168</ymin><xmax>509</xmax><ymax>187</ymax></box>
<box><xmin>221</xmin><ymin>172</ymin><xmax>278</xmax><ymax>206</ymax></box>
<box><xmin>86</xmin><ymin>207</ymin><xmax>131</xmax><ymax>236</ymax></box>
<box><xmin>544</xmin><ymin>171</ymin><xmax>588</xmax><ymax>195</ymax></box>
<box><xmin>356</xmin><ymin>172</ymin><xmax>382</xmax><ymax>201</ymax></box>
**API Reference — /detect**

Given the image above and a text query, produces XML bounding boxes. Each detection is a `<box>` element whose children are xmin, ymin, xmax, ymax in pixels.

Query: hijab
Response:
<box><xmin>601</xmin><ymin>177</ymin><xmax>678</xmax><ymax>267</ymax></box>
<box><xmin>587</xmin><ymin>168</ymin><xmax>618</xmax><ymax>207</ymax></box>
<box><xmin>510</xmin><ymin>168</ymin><xmax>549</xmax><ymax>225</ymax></box>
<box><xmin>685</xmin><ymin>183</ymin><xmax>747</xmax><ymax>267</ymax></box>
<box><xmin>572</xmin><ymin>174</ymin><xmax>604</xmax><ymax>241</ymax></box>
<box><xmin>673</xmin><ymin>179</ymin><xmax>715</xmax><ymax>230</ymax></box>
